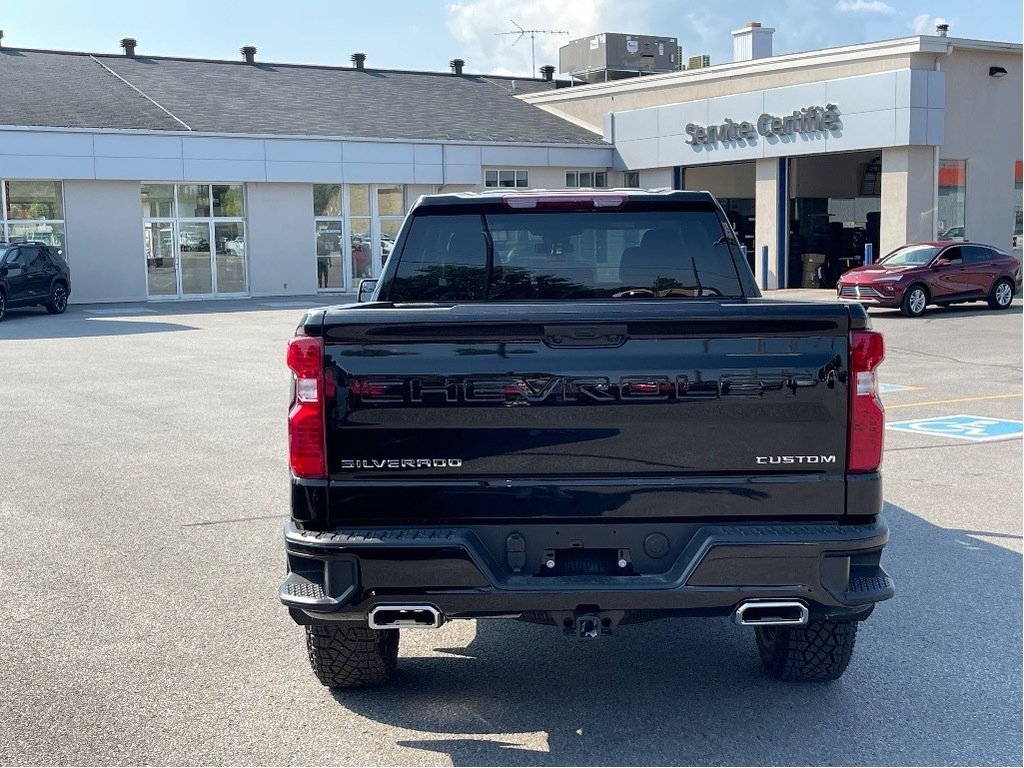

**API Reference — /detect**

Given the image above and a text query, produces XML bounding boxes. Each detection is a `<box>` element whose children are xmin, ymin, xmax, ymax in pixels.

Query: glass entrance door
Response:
<box><xmin>179</xmin><ymin>222</ymin><xmax>213</xmax><ymax>295</ymax></box>
<box><xmin>143</xmin><ymin>183</ymin><xmax>248</xmax><ymax>300</ymax></box>
<box><xmin>144</xmin><ymin>221</ymin><xmax>177</xmax><ymax>297</ymax></box>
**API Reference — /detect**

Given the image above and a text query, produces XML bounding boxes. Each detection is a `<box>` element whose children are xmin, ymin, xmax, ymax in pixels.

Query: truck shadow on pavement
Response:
<box><xmin>0</xmin><ymin>310</ymin><xmax>197</xmax><ymax>338</ymax></box>
<box><xmin>332</xmin><ymin>502</ymin><xmax>1022</xmax><ymax>767</ymax></box>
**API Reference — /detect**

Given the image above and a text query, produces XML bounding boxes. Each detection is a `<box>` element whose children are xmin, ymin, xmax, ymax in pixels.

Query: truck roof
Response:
<box><xmin>414</xmin><ymin>189</ymin><xmax>719</xmax><ymax>207</ymax></box>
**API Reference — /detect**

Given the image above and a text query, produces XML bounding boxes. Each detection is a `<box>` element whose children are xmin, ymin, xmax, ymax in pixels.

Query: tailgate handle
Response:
<box><xmin>543</xmin><ymin>324</ymin><xmax>628</xmax><ymax>348</ymax></box>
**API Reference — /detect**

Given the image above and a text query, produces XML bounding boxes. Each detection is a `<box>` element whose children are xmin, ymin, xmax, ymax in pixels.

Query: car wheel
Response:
<box><xmin>45</xmin><ymin>283</ymin><xmax>69</xmax><ymax>315</ymax></box>
<box><xmin>988</xmin><ymin>278</ymin><xmax>1015</xmax><ymax>310</ymax></box>
<box><xmin>755</xmin><ymin>619</ymin><xmax>858</xmax><ymax>682</ymax></box>
<box><xmin>305</xmin><ymin>623</ymin><xmax>399</xmax><ymax>689</ymax></box>
<box><xmin>900</xmin><ymin>285</ymin><xmax>928</xmax><ymax>317</ymax></box>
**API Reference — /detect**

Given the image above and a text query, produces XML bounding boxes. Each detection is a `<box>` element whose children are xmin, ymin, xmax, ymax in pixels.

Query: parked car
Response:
<box><xmin>837</xmin><ymin>241</ymin><xmax>1021</xmax><ymax>317</ymax></box>
<box><xmin>0</xmin><ymin>241</ymin><xmax>72</xmax><ymax>321</ymax></box>
<box><xmin>937</xmin><ymin>225</ymin><xmax>965</xmax><ymax>241</ymax></box>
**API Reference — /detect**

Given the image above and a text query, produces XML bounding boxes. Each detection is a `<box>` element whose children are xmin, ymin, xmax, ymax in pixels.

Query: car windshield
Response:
<box><xmin>878</xmin><ymin>245</ymin><xmax>939</xmax><ymax>266</ymax></box>
<box><xmin>388</xmin><ymin>208</ymin><xmax>746</xmax><ymax>301</ymax></box>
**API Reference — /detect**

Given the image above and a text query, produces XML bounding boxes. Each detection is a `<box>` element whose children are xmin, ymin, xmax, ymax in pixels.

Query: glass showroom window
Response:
<box><xmin>349</xmin><ymin>184</ymin><xmax>373</xmax><ymax>281</ymax></box>
<box><xmin>312</xmin><ymin>184</ymin><xmax>407</xmax><ymax>291</ymax></box>
<box><xmin>377</xmin><ymin>185</ymin><xmax>405</xmax><ymax>270</ymax></box>
<box><xmin>1</xmin><ymin>180</ymin><xmax>67</xmax><ymax>256</ymax></box>
<box><xmin>484</xmin><ymin>169</ymin><xmax>529</xmax><ymax>188</ymax></box>
<box><xmin>314</xmin><ymin>184</ymin><xmax>344</xmax><ymax>291</ymax></box>
<box><xmin>937</xmin><ymin>160</ymin><xmax>967</xmax><ymax>240</ymax></box>
<box><xmin>565</xmin><ymin>171</ymin><xmax>608</xmax><ymax>188</ymax></box>
<box><xmin>141</xmin><ymin>183</ymin><xmax>247</xmax><ymax>298</ymax></box>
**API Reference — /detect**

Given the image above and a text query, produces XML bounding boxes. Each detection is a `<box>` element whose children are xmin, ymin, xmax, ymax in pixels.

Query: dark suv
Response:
<box><xmin>0</xmin><ymin>242</ymin><xmax>71</xmax><ymax>322</ymax></box>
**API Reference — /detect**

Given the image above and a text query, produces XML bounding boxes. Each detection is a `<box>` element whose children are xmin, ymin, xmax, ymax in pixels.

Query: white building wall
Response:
<box><xmin>246</xmin><ymin>183</ymin><xmax>316</xmax><ymax>297</ymax></box>
<box><xmin>940</xmin><ymin>48</ymin><xmax>1022</xmax><ymax>250</ymax></box>
<box><xmin>63</xmin><ymin>180</ymin><xmax>145</xmax><ymax>304</ymax></box>
<box><xmin>754</xmin><ymin>159</ymin><xmax>783</xmax><ymax>289</ymax></box>
<box><xmin>609</xmin><ymin>69</ymin><xmax>944</xmax><ymax>170</ymax></box>
<box><xmin>880</xmin><ymin>146</ymin><xmax>938</xmax><ymax>254</ymax></box>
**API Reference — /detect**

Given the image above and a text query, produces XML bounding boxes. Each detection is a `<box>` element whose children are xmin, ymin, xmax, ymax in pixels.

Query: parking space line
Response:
<box><xmin>885</xmin><ymin>393</ymin><xmax>1023</xmax><ymax>410</ymax></box>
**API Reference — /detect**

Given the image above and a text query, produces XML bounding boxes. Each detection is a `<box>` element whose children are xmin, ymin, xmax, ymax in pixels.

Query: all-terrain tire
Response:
<box><xmin>305</xmin><ymin>623</ymin><xmax>399</xmax><ymax>688</ymax></box>
<box><xmin>755</xmin><ymin>619</ymin><xmax>858</xmax><ymax>682</ymax></box>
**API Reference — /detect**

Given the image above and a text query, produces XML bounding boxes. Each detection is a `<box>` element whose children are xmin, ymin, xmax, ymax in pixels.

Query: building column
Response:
<box><xmin>754</xmin><ymin>157</ymin><xmax>786</xmax><ymax>289</ymax></box>
<box><xmin>880</xmin><ymin>146</ymin><xmax>937</xmax><ymax>256</ymax></box>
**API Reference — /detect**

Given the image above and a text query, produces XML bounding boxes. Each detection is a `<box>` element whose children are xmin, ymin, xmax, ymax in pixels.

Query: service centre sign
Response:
<box><xmin>685</xmin><ymin>103</ymin><xmax>842</xmax><ymax>145</ymax></box>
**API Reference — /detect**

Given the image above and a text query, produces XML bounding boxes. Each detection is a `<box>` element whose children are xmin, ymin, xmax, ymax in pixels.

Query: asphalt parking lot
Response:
<box><xmin>0</xmin><ymin>293</ymin><xmax>1021</xmax><ymax>766</ymax></box>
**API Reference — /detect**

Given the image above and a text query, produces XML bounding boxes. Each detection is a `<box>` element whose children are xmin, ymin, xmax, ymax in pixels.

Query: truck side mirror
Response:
<box><xmin>357</xmin><ymin>279</ymin><xmax>378</xmax><ymax>303</ymax></box>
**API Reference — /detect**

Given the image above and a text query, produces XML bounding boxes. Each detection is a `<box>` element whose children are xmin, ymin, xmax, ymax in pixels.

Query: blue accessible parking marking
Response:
<box><xmin>886</xmin><ymin>414</ymin><xmax>1024</xmax><ymax>442</ymax></box>
<box><xmin>879</xmin><ymin>383</ymin><xmax>922</xmax><ymax>393</ymax></box>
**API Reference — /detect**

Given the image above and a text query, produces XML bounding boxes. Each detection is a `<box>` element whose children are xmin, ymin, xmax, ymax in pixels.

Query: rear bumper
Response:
<box><xmin>280</xmin><ymin>517</ymin><xmax>893</xmax><ymax>624</ymax></box>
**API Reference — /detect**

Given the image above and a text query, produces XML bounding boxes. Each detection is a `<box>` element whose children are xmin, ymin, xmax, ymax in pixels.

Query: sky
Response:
<box><xmin>0</xmin><ymin>0</ymin><xmax>1020</xmax><ymax>77</ymax></box>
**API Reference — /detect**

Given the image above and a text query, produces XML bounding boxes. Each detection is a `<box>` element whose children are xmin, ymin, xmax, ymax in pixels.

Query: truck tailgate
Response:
<box><xmin>317</xmin><ymin>300</ymin><xmax>854</xmax><ymax>523</ymax></box>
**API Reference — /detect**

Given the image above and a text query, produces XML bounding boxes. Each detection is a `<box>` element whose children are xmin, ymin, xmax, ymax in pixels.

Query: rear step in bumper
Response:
<box><xmin>280</xmin><ymin>518</ymin><xmax>894</xmax><ymax>622</ymax></box>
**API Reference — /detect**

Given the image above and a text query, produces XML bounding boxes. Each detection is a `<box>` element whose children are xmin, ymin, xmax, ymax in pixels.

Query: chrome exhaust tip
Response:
<box><xmin>732</xmin><ymin>600</ymin><xmax>809</xmax><ymax>627</ymax></box>
<box><xmin>368</xmin><ymin>604</ymin><xmax>445</xmax><ymax>629</ymax></box>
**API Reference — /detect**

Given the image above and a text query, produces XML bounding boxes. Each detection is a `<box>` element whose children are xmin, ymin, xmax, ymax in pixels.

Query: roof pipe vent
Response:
<box><xmin>540</xmin><ymin>64</ymin><xmax>555</xmax><ymax>81</ymax></box>
<box><xmin>0</xmin><ymin>30</ymin><xmax>5</xmax><ymax>49</ymax></box>
<box><xmin>351</xmin><ymin>52</ymin><xmax>366</xmax><ymax>70</ymax></box>
<box><xmin>449</xmin><ymin>58</ymin><xmax>465</xmax><ymax>75</ymax></box>
<box><xmin>241</xmin><ymin>45</ymin><xmax>257</xmax><ymax>63</ymax></box>
<box><xmin>936</xmin><ymin>23</ymin><xmax>949</xmax><ymax>37</ymax></box>
<box><xmin>120</xmin><ymin>37</ymin><xmax>138</xmax><ymax>57</ymax></box>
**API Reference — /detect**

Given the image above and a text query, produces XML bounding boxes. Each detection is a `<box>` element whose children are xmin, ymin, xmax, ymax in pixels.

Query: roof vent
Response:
<box><xmin>936</xmin><ymin>23</ymin><xmax>949</xmax><ymax>37</ymax></box>
<box><xmin>0</xmin><ymin>30</ymin><xmax>5</xmax><ymax>49</ymax></box>
<box><xmin>540</xmin><ymin>64</ymin><xmax>555</xmax><ymax>81</ymax></box>
<box><xmin>120</xmin><ymin>37</ymin><xmax>138</xmax><ymax>57</ymax></box>
<box><xmin>241</xmin><ymin>45</ymin><xmax>257</xmax><ymax>63</ymax></box>
<box><xmin>351</xmin><ymin>52</ymin><xmax>366</xmax><ymax>70</ymax></box>
<box><xmin>449</xmin><ymin>58</ymin><xmax>465</xmax><ymax>75</ymax></box>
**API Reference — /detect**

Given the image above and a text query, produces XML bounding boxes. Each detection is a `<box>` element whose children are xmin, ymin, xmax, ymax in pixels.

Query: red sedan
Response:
<box><xmin>837</xmin><ymin>242</ymin><xmax>1021</xmax><ymax>317</ymax></box>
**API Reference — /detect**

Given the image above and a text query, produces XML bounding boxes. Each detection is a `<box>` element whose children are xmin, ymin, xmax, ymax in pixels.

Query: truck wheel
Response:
<box><xmin>987</xmin><ymin>278</ymin><xmax>1015</xmax><ymax>310</ymax></box>
<box><xmin>755</xmin><ymin>619</ymin><xmax>858</xmax><ymax>681</ymax></box>
<box><xmin>900</xmin><ymin>285</ymin><xmax>928</xmax><ymax>317</ymax></box>
<box><xmin>305</xmin><ymin>623</ymin><xmax>399</xmax><ymax>688</ymax></box>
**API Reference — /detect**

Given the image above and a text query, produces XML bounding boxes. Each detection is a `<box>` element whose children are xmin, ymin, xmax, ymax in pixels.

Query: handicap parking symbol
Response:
<box><xmin>886</xmin><ymin>414</ymin><xmax>1024</xmax><ymax>442</ymax></box>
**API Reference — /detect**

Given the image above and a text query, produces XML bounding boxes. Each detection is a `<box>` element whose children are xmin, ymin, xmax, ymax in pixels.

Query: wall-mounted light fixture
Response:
<box><xmin>989</xmin><ymin>66</ymin><xmax>1008</xmax><ymax>78</ymax></box>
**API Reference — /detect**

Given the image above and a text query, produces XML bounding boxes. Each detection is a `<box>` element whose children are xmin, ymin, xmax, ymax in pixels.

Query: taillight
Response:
<box><xmin>848</xmin><ymin>330</ymin><xmax>885</xmax><ymax>473</ymax></box>
<box><xmin>287</xmin><ymin>336</ymin><xmax>326</xmax><ymax>479</ymax></box>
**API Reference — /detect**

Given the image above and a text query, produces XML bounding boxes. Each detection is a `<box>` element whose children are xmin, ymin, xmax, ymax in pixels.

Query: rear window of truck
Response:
<box><xmin>388</xmin><ymin>209</ymin><xmax>746</xmax><ymax>301</ymax></box>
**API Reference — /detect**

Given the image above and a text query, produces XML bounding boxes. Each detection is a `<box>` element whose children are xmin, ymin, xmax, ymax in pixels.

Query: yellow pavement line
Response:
<box><xmin>885</xmin><ymin>393</ymin><xmax>1024</xmax><ymax>410</ymax></box>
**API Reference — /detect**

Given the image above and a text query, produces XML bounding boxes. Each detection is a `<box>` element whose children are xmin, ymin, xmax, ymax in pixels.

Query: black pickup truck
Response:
<box><xmin>280</xmin><ymin>189</ymin><xmax>893</xmax><ymax>688</ymax></box>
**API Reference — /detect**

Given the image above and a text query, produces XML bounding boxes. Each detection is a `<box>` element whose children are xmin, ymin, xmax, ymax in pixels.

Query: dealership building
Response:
<box><xmin>0</xmin><ymin>24</ymin><xmax>1019</xmax><ymax>303</ymax></box>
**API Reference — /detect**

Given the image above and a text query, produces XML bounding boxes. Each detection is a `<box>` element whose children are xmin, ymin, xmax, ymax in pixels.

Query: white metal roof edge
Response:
<box><xmin>520</xmin><ymin>35</ymin><xmax>1020</xmax><ymax>104</ymax></box>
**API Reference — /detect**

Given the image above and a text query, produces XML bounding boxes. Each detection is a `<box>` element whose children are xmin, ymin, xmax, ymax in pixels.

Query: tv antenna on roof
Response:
<box><xmin>495</xmin><ymin>20</ymin><xmax>568</xmax><ymax>78</ymax></box>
